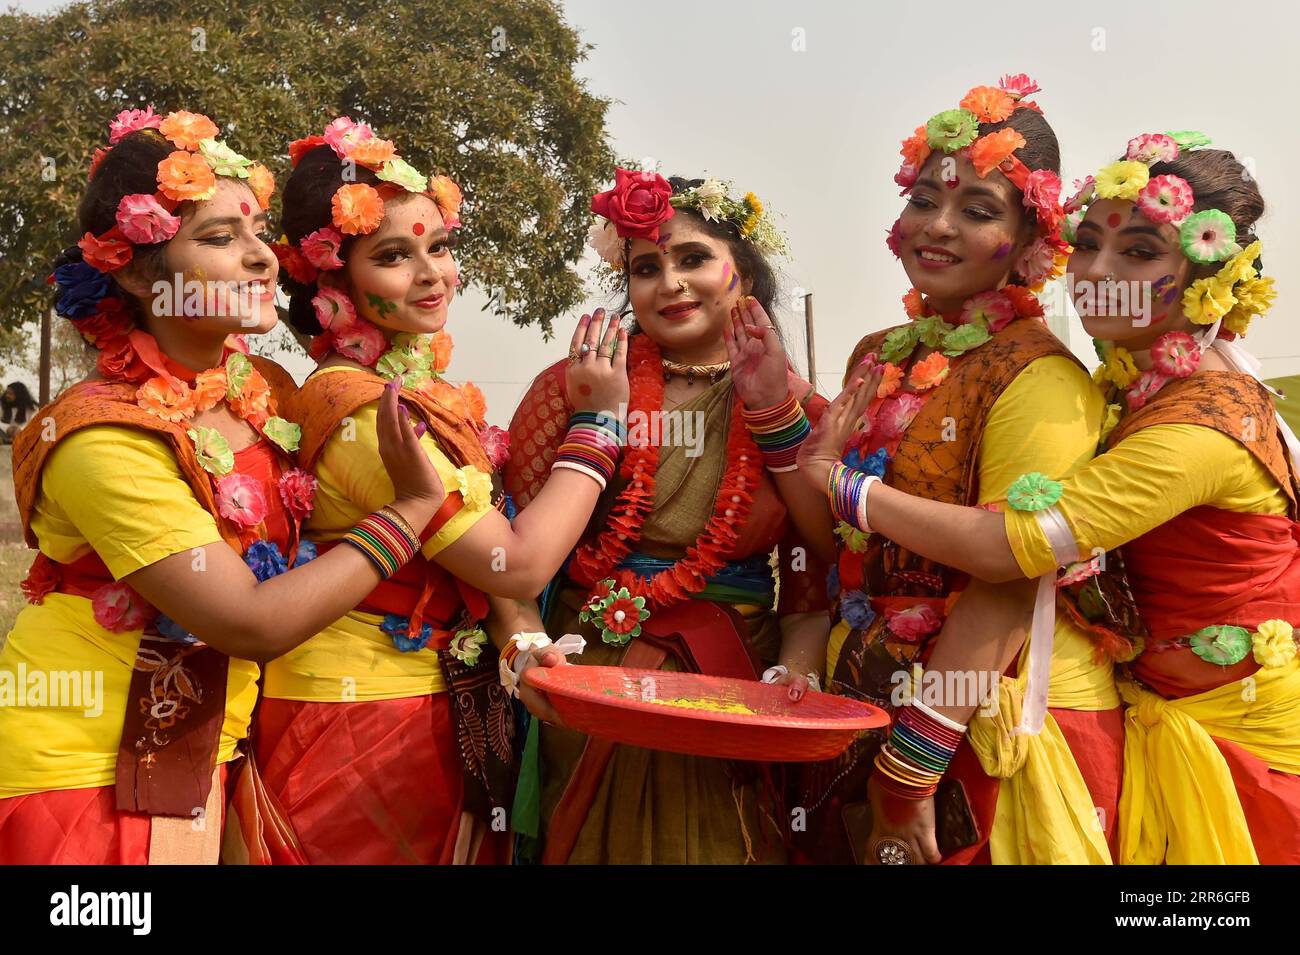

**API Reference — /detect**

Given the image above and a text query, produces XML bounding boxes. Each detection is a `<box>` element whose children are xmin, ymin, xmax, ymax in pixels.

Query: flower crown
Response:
<box><xmin>271</xmin><ymin>117</ymin><xmax>463</xmax><ymax>287</ymax></box>
<box><xmin>1065</xmin><ymin>132</ymin><xmax>1276</xmax><ymax>337</ymax></box>
<box><xmin>587</xmin><ymin>168</ymin><xmax>788</xmax><ymax>270</ymax></box>
<box><xmin>893</xmin><ymin>74</ymin><xmax>1068</xmax><ymax>290</ymax></box>
<box><xmin>76</xmin><ymin>106</ymin><xmax>276</xmax><ymax>274</ymax></box>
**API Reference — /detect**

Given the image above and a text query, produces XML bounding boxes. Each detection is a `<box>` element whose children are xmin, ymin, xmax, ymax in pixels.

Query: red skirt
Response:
<box><xmin>1214</xmin><ymin>736</ymin><xmax>1300</xmax><ymax>864</ymax></box>
<box><xmin>0</xmin><ymin>766</ymin><xmax>229</xmax><ymax>865</ymax></box>
<box><xmin>254</xmin><ymin>695</ymin><xmax>508</xmax><ymax>865</ymax></box>
<box><xmin>943</xmin><ymin>704</ymin><xmax>1124</xmax><ymax>864</ymax></box>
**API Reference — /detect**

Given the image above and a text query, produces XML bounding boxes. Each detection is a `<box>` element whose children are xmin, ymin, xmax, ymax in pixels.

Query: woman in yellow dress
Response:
<box><xmin>800</xmin><ymin>131</ymin><xmax>1298</xmax><ymax>864</ymax></box>
<box><xmin>0</xmin><ymin>108</ymin><xmax>444</xmax><ymax>864</ymax></box>
<box><xmin>260</xmin><ymin>118</ymin><xmax>628</xmax><ymax>863</ymax></box>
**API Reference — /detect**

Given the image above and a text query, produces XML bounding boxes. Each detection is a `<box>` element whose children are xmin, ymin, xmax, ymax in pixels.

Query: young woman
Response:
<box><xmin>803</xmin><ymin>132</ymin><xmax>1296</xmax><ymax>864</ymax></box>
<box><xmin>729</xmin><ymin>75</ymin><xmax>1125</xmax><ymax>865</ymax></box>
<box><xmin>500</xmin><ymin>171</ymin><xmax>834</xmax><ymax>864</ymax></box>
<box><xmin>262</xmin><ymin>118</ymin><xmax>628</xmax><ymax>864</ymax></box>
<box><xmin>0</xmin><ymin>108</ymin><xmax>444</xmax><ymax>864</ymax></box>
<box><xmin>1</xmin><ymin>382</ymin><xmax>39</xmax><ymax>442</ymax></box>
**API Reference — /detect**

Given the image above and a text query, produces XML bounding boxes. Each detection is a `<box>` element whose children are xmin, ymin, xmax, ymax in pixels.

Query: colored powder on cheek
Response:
<box><xmin>993</xmin><ymin>242</ymin><xmax>1012</xmax><ymax>260</ymax></box>
<box><xmin>1107</xmin><ymin>213</ymin><xmax>1122</xmax><ymax>228</ymax></box>
<box><xmin>412</xmin><ymin>222</ymin><xmax>425</xmax><ymax>236</ymax></box>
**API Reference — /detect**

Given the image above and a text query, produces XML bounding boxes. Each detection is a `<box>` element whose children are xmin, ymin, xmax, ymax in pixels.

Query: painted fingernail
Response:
<box><xmin>386</xmin><ymin>377</ymin><xmax>400</xmax><ymax>392</ymax></box>
<box><xmin>413</xmin><ymin>421</ymin><xmax>428</xmax><ymax>439</ymax></box>
<box><xmin>399</xmin><ymin>404</ymin><xmax>410</xmax><ymax>420</ymax></box>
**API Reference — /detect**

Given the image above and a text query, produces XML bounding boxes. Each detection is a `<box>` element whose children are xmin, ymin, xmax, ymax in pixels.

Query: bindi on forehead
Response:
<box><xmin>412</xmin><ymin>222</ymin><xmax>425</xmax><ymax>236</ymax></box>
<box><xmin>1106</xmin><ymin>212</ymin><xmax>1123</xmax><ymax>229</ymax></box>
<box><xmin>239</xmin><ymin>201</ymin><xmax>251</xmax><ymax>217</ymax></box>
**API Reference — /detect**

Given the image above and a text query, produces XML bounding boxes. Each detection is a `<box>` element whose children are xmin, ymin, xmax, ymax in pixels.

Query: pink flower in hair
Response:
<box><xmin>115</xmin><ymin>194</ymin><xmax>181</xmax><ymax>244</ymax></box>
<box><xmin>311</xmin><ymin>286</ymin><xmax>357</xmax><ymax>331</ymax></box>
<box><xmin>1021</xmin><ymin>169</ymin><xmax>1062</xmax><ymax>218</ymax></box>
<box><xmin>998</xmin><ymin>74</ymin><xmax>1040</xmax><ymax>100</ymax></box>
<box><xmin>322</xmin><ymin>116</ymin><xmax>376</xmax><ymax>160</ymax></box>
<box><xmin>1135</xmin><ymin>175</ymin><xmax>1194</xmax><ymax>225</ymax></box>
<box><xmin>108</xmin><ymin>106</ymin><xmax>163</xmax><ymax>144</ymax></box>
<box><xmin>331</xmin><ymin>319</ymin><xmax>387</xmax><ymax>365</ymax></box>
<box><xmin>1125</xmin><ymin>133</ymin><xmax>1179</xmax><ymax>165</ymax></box>
<box><xmin>1063</xmin><ymin>176</ymin><xmax>1095</xmax><ymax>215</ymax></box>
<box><xmin>300</xmin><ymin>226</ymin><xmax>345</xmax><ymax>270</ymax></box>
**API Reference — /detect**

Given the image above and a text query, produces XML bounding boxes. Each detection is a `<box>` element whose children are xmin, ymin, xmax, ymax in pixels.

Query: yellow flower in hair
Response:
<box><xmin>1252</xmin><ymin>619</ymin><xmax>1296</xmax><ymax>668</ymax></box>
<box><xmin>1181</xmin><ymin>276</ymin><xmax>1237</xmax><ymax>325</ymax></box>
<box><xmin>1234</xmin><ymin>275</ymin><xmax>1277</xmax><ymax>317</ymax></box>
<box><xmin>455</xmin><ymin>465</ymin><xmax>494</xmax><ymax>512</ymax></box>
<box><xmin>1216</xmin><ymin>240</ymin><xmax>1261</xmax><ymax>286</ymax></box>
<box><xmin>1222</xmin><ymin>306</ymin><xmax>1253</xmax><ymax>337</ymax></box>
<box><xmin>1094</xmin><ymin>160</ymin><xmax>1150</xmax><ymax>202</ymax></box>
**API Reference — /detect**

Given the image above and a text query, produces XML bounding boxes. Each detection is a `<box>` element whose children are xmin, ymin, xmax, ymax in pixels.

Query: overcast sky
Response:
<box><xmin>9</xmin><ymin>0</ymin><xmax>1298</xmax><ymax>425</ymax></box>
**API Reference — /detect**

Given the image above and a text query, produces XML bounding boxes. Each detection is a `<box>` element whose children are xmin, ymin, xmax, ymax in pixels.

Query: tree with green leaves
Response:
<box><xmin>0</xmin><ymin>0</ymin><xmax>613</xmax><ymax>364</ymax></box>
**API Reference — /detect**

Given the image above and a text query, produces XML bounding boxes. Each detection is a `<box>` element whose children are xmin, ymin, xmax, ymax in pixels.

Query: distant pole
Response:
<box><xmin>803</xmin><ymin>292</ymin><xmax>816</xmax><ymax>390</ymax></box>
<box><xmin>39</xmin><ymin>307</ymin><xmax>52</xmax><ymax>404</ymax></box>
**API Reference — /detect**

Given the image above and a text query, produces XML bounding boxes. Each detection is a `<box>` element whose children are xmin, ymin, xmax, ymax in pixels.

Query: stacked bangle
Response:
<box><xmin>552</xmin><ymin>411</ymin><xmax>626</xmax><ymax>490</ymax></box>
<box><xmin>342</xmin><ymin>506</ymin><xmax>422</xmax><ymax>579</ymax></box>
<box><xmin>828</xmin><ymin>461</ymin><xmax>880</xmax><ymax>533</ymax></box>
<box><xmin>742</xmin><ymin>392</ymin><xmax>810</xmax><ymax>472</ymax></box>
<box><xmin>873</xmin><ymin>699</ymin><xmax>967</xmax><ymax>799</ymax></box>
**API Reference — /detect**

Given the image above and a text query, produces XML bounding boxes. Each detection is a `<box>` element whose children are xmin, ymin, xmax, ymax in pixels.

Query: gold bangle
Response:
<box><xmin>378</xmin><ymin>505</ymin><xmax>422</xmax><ymax>550</ymax></box>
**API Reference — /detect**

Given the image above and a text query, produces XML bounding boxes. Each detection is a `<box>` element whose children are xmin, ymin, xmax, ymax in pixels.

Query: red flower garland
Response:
<box><xmin>568</xmin><ymin>334</ymin><xmax>763</xmax><ymax>608</ymax></box>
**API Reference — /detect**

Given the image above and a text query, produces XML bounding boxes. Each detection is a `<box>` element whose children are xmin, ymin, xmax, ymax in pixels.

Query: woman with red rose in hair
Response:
<box><xmin>729</xmin><ymin>76</ymin><xmax>1127</xmax><ymax>866</ymax></box>
<box><xmin>0</xmin><ymin>108</ymin><xmax>447</xmax><ymax>865</ymax></box>
<box><xmin>499</xmin><ymin>169</ymin><xmax>834</xmax><ymax>864</ymax></box>
<box><xmin>258</xmin><ymin>119</ymin><xmax>629</xmax><ymax>864</ymax></box>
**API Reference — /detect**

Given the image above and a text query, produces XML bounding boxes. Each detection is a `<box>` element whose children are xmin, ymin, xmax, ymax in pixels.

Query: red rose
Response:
<box><xmin>590</xmin><ymin>167</ymin><xmax>675</xmax><ymax>242</ymax></box>
<box><xmin>20</xmin><ymin>554</ymin><xmax>60</xmax><ymax>605</ymax></box>
<box><xmin>278</xmin><ymin>468</ymin><xmax>318</xmax><ymax>521</ymax></box>
<box><xmin>76</xmin><ymin>299</ymin><xmax>133</xmax><ymax>347</ymax></box>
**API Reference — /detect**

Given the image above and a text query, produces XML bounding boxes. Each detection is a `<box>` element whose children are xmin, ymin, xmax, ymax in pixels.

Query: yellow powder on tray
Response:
<box><xmin>648</xmin><ymin>696</ymin><xmax>756</xmax><ymax>715</ymax></box>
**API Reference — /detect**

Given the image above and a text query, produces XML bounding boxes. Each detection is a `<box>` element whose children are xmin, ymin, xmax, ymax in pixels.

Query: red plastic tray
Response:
<box><xmin>523</xmin><ymin>665</ymin><xmax>889</xmax><ymax>762</ymax></box>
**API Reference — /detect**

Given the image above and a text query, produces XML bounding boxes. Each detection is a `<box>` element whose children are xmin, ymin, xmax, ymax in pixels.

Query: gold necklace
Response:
<box><xmin>660</xmin><ymin>358</ymin><xmax>730</xmax><ymax>384</ymax></box>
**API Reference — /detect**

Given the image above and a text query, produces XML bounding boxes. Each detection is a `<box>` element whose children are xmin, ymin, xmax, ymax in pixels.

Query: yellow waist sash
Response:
<box><xmin>1118</xmin><ymin>656</ymin><xmax>1300</xmax><ymax>865</ymax></box>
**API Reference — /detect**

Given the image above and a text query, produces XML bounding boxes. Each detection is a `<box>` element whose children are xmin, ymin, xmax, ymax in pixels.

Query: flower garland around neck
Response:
<box><xmin>1075</xmin><ymin>132</ymin><xmax>1278</xmax><ymax>416</ymax></box>
<box><xmin>568</xmin><ymin>333</ymin><xmax>762</xmax><ymax>643</ymax></box>
<box><xmin>890</xmin><ymin>73</ymin><xmax>1070</xmax><ymax>292</ymax></box>
<box><xmin>829</xmin><ymin>282</ymin><xmax>1045</xmax><ymax>561</ymax></box>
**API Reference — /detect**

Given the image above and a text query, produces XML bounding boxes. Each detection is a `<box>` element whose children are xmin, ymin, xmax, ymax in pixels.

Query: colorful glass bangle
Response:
<box><xmin>343</xmin><ymin>509</ymin><xmax>421</xmax><ymax>579</ymax></box>
<box><xmin>742</xmin><ymin>392</ymin><xmax>811</xmax><ymax>473</ymax></box>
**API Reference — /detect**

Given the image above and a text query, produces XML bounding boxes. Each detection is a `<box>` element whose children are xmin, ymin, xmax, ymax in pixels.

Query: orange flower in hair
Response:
<box><xmin>77</xmin><ymin>231</ymin><xmax>133</xmax><ymax>272</ymax></box>
<box><xmin>428</xmin><ymin>175</ymin><xmax>463</xmax><ymax>228</ymax></box>
<box><xmin>158</xmin><ymin>150</ymin><xmax>218</xmax><ymax>202</ymax></box>
<box><xmin>959</xmin><ymin>86</ymin><xmax>1015</xmax><ymax>123</ymax></box>
<box><xmin>159</xmin><ymin>110</ymin><xmax>220</xmax><ymax>150</ymax></box>
<box><xmin>900</xmin><ymin>126</ymin><xmax>931</xmax><ymax>169</ymax></box>
<box><xmin>247</xmin><ymin>163</ymin><xmax>275</xmax><ymax>211</ymax></box>
<box><xmin>331</xmin><ymin>183</ymin><xmax>386</xmax><ymax>235</ymax></box>
<box><xmin>289</xmin><ymin>135</ymin><xmax>327</xmax><ymax>167</ymax></box>
<box><xmin>969</xmin><ymin>128</ymin><xmax>1026</xmax><ymax>178</ymax></box>
<box><xmin>349</xmin><ymin>137</ymin><xmax>397</xmax><ymax>167</ymax></box>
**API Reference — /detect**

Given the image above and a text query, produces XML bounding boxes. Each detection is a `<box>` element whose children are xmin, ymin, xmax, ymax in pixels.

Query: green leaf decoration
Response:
<box><xmin>262</xmin><ymin>416</ymin><xmax>302</xmax><ymax>453</ymax></box>
<box><xmin>941</xmin><ymin>323</ymin><xmax>991</xmax><ymax>357</ymax></box>
<box><xmin>1165</xmin><ymin>130</ymin><xmax>1212</xmax><ymax>150</ymax></box>
<box><xmin>881</xmin><ymin>325</ymin><xmax>920</xmax><ymax>364</ymax></box>
<box><xmin>914</xmin><ymin>315</ymin><xmax>953</xmax><ymax>349</ymax></box>
<box><xmin>1189</xmin><ymin>625</ymin><xmax>1252</xmax><ymax>666</ymax></box>
<box><xmin>1006</xmin><ymin>471</ymin><xmax>1064</xmax><ymax>512</ymax></box>
<box><xmin>225</xmin><ymin>352</ymin><xmax>252</xmax><ymax>400</ymax></box>
<box><xmin>187</xmin><ymin>426</ymin><xmax>234</xmax><ymax>477</ymax></box>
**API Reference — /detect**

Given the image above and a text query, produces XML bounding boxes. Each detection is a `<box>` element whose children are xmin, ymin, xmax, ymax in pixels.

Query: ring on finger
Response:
<box><xmin>873</xmin><ymin>837</ymin><xmax>914</xmax><ymax>865</ymax></box>
<box><xmin>580</xmin><ymin>343</ymin><xmax>591</xmax><ymax>356</ymax></box>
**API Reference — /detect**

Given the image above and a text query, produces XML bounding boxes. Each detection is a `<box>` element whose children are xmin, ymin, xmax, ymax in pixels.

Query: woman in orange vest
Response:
<box><xmin>800</xmin><ymin>132</ymin><xmax>1298</xmax><ymax>864</ymax></box>
<box><xmin>0</xmin><ymin>108</ymin><xmax>445</xmax><ymax>864</ymax></box>
<box><xmin>729</xmin><ymin>76</ymin><xmax>1124</xmax><ymax>865</ymax></box>
<box><xmin>260</xmin><ymin>119</ymin><xmax>628</xmax><ymax>863</ymax></box>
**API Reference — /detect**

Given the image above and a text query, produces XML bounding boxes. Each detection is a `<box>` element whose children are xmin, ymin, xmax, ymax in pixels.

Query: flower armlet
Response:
<box><xmin>1005</xmin><ymin>472</ymin><xmax>1063</xmax><ymax>512</ymax></box>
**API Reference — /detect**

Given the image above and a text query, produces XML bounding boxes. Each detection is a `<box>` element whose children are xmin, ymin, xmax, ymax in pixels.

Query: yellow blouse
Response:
<box><xmin>1006</xmin><ymin>423</ymin><xmax>1289</xmax><ymax>578</ymax></box>
<box><xmin>262</xmin><ymin>367</ymin><xmax>490</xmax><ymax>703</ymax></box>
<box><xmin>0</xmin><ymin>426</ymin><xmax>258</xmax><ymax>797</ymax></box>
<box><xmin>829</xmin><ymin>355</ymin><xmax>1117</xmax><ymax>708</ymax></box>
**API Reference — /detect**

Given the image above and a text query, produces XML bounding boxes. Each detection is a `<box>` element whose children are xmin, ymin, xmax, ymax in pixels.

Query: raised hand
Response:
<box><xmin>565</xmin><ymin>307</ymin><xmax>629</xmax><ymax>417</ymax></box>
<box><xmin>797</xmin><ymin>367</ymin><xmax>881</xmax><ymax>493</ymax></box>
<box><xmin>376</xmin><ymin>377</ymin><xmax>446</xmax><ymax>527</ymax></box>
<box><xmin>723</xmin><ymin>295</ymin><xmax>796</xmax><ymax>410</ymax></box>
